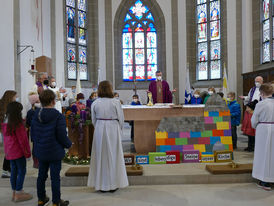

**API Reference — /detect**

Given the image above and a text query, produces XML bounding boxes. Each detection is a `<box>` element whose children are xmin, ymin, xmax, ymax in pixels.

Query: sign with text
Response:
<box><xmin>136</xmin><ymin>155</ymin><xmax>149</xmax><ymax>165</ymax></box>
<box><xmin>182</xmin><ymin>150</ymin><xmax>200</xmax><ymax>163</ymax></box>
<box><xmin>214</xmin><ymin>150</ymin><xmax>233</xmax><ymax>162</ymax></box>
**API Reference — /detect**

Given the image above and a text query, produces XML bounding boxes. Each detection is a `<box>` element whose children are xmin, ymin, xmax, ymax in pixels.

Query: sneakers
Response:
<box><xmin>1</xmin><ymin>170</ymin><xmax>11</xmax><ymax>178</ymax></box>
<box><xmin>52</xmin><ymin>199</ymin><xmax>69</xmax><ymax>206</ymax></box>
<box><xmin>38</xmin><ymin>196</ymin><xmax>50</xmax><ymax>206</ymax></box>
<box><xmin>256</xmin><ymin>181</ymin><xmax>272</xmax><ymax>191</ymax></box>
<box><xmin>13</xmin><ymin>191</ymin><xmax>33</xmax><ymax>202</ymax></box>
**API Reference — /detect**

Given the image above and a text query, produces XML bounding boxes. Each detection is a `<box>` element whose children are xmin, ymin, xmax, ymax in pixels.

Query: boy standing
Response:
<box><xmin>31</xmin><ymin>90</ymin><xmax>72</xmax><ymax>206</ymax></box>
<box><xmin>227</xmin><ymin>92</ymin><xmax>241</xmax><ymax>149</ymax></box>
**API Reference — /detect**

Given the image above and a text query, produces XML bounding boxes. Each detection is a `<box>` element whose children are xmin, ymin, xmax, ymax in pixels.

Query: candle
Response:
<box><xmin>86</xmin><ymin>99</ymin><xmax>91</xmax><ymax>108</ymax></box>
<box><xmin>71</xmin><ymin>105</ymin><xmax>77</xmax><ymax>114</ymax></box>
<box><xmin>80</xmin><ymin>110</ymin><xmax>87</xmax><ymax>122</ymax></box>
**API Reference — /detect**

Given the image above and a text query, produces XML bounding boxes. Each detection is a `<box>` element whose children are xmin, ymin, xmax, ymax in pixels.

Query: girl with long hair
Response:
<box><xmin>1</xmin><ymin>102</ymin><xmax>32</xmax><ymax>202</ymax></box>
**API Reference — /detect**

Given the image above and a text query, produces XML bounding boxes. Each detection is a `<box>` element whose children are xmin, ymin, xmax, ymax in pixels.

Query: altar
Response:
<box><xmin>123</xmin><ymin>105</ymin><xmax>204</xmax><ymax>154</ymax></box>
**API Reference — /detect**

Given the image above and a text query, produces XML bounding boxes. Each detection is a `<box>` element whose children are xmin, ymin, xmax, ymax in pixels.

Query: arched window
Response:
<box><xmin>122</xmin><ymin>0</ymin><xmax>158</xmax><ymax>82</ymax></box>
<box><xmin>196</xmin><ymin>0</ymin><xmax>221</xmax><ymax>80</ymax></box>
<box><xmin>261</xmin><ymin>0</ymin><xmax>273</xmax><ymax>63</ymax></box>
<box><xmin>66</xmin><ymin>0</ymin><xmax>88</xmax><ymax>80</ymax></box>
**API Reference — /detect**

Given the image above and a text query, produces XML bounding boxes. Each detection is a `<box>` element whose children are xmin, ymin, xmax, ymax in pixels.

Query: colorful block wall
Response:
<box><xmin>156</xmin><ymin>110</ymin><xmax>233</xmax><ymax>156</ymax></box>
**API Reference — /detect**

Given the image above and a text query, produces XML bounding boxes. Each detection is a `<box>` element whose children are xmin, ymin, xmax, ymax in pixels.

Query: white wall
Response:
<box><xmin>0</xmin><ymin>0</ymin><xmax>15</xmax><ymax>96</ymax></box>
<box><xmin>19</xmin><ymin>0</ymin><xmax>52</xmax><ymax>114</ymax></box>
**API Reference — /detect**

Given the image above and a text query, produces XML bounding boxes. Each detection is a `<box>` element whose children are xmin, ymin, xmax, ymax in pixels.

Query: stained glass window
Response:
<box><xmin>65</xmin><ymin>0</ymin><xmax>88</xmax><ymax>80</ymax></box>
<box><xmin>196</xmin><ymin>0</ymin><xmax>221</xmax><ymax>80</ymax></box>
<box><xmin>261</xmin><ymin>0</ymin><xmax>273</xmax><ymax>63</ymax></box>
<box><xmin>122</xmin><ymin>0</ymin><xmax>158</xmax><ymax>81</ymax></box>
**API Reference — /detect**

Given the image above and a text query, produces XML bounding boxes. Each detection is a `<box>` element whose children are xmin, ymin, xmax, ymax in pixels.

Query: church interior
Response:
<box><xmin>0</xmin><ymin>0</ymin><xmax>274</xmax><ymax>205</ymax></box>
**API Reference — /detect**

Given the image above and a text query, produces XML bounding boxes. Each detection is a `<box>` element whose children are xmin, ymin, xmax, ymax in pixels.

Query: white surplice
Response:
<box><xmin>251</xmin><ymin>97</ymin><xmax>274</xmax><ymax>182</ymax></box>
<box><xmin>87</xmin><ymin>98</ymin><xmax>128</xmax><ymax>191</ymax></box>
<box><xmin>48</xmin><ymin>87</ymin><xmax>63</xmax><ymax>113</ymax></box>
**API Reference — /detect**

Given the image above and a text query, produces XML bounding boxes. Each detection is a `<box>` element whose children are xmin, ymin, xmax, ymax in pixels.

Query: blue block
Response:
<box><xmin>160</xmin><ymin>145</ymin><xmax>172</xmax><ymax>152</ymax></box>
<box><xmin>190</xmin><ymin>131</ymin><xmax>201</xmax><ymax>138</ymax></box>
<box><xmin>202</xmin><ymin>152</ymin><xmax>214</xmax><ymax>155</ymax></box>
<box><xmin>209</xmin><ymin>111</ymin><xmax>219</xmax><ymax>117</ymax></box>
<box><xmin>210</xmin><ymin>136</ymin><xmax>221</xmax><ymax>145</ymax></box>
<box><xmin>168</xmin><ymin>132</ymin><xmax>180</xmax><ymax>138</ymax></box>
<box><xmin>136</xmin><ymin>155</ymin><xmax>149</xmax><ymax>164</ymax></box>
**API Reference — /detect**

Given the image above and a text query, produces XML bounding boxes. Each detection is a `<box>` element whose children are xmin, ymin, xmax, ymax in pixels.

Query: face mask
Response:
<box><xmin>133</xmin><ymin>99</ymin><xmax>138</xmax><ymax>102</ymax></box>
<box><xmin>79</xmin><ymin>99</ymin><xmax>85</xmax><ymax>104</ymax></box>
<box><xmin>208</xmin><ymin>91</ymin><xmax>213</xmax><ymax>95</ymax></box>
<box><xmin>43</xmin><ymin>80</ymin><xmax>49</xmax><ymax>85</ymax></box>
<box><xmin>92</xmin><ymin>97</ymin><xmax>97</xmax><ymax>100</ymax></box>
<box><xmin>227</xmin><ymin>98</ymin><xmax>231</xmax><ymax>102</ymax></box>
<box><xmin>255</xmin><ymin>82</ymin><xmax>261</xmax><ymax>88</ymax></box>
<box><xmin>34</xmin><ymin>103</ymin><xmax>41</xmax><ymax>108</ymax></box>
<box><xmin>51</xmin><ymin>82</ymin><xmax>56</xmax><ymax>87</ymax></box>
<box><xmin>157</xmin><ymin>76</ymin><xmax>162</xmax><ymax>81</ymax></box>
<box><xmin>194</xmin><ymin>94</ymin><xmax>199</xmax><ymax>98</ymax></box>
<box><xmin>16</xmin><ymin>97</ymin><xmax>20</xmax><ymax>102</ymax></box>
<box><xmin>72</xmin><ymin>89</ymin><xmax>76</xmax><ymax>93</ymax></box>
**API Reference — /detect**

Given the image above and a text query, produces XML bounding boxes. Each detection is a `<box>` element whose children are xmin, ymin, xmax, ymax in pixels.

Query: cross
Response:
<box><xmin>131</xmin><ymin>2</ymin><xmax>147</xmax><ymax>18</ymax></box>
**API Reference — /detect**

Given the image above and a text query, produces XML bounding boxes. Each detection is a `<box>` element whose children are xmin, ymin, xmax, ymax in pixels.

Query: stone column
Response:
<box><xmin>98</xmin><ymin>0</ymin><xmax>106</xmax><ymax>82</ymax></box>
<box><xmin>242</xmin><ymin>0</ymin><xmax>253</xmax><ymax>73</ymax></box>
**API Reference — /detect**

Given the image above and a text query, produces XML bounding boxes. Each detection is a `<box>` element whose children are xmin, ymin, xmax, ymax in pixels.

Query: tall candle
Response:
<box><xmin>80</xmin><ymin>110</ymin><xmax>87</xmax><ymax>122</ymax></box>
<box><xmin>71</xmin><ymin>105</ymin><xmax>77</xmax><ymax>114</ymax></box>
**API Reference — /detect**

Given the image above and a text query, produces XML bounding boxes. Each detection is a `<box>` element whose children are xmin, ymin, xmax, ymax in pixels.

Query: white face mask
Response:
<box><xmin>157</xmin><ymin>76</ymin><xmax>162</xmax><ymax>81</ymax></box>
<box><xmin>79</xmin><ymin>99</ymin><xmax>85</xmax><ymax>104</ymax></box>
<box><xmin>255</xmin><ymin>82</ymin><xmax>261</xmax><ymax>88</ymax></box>
<box><xmin>34</xmin><ymin>103</ymin><xmax>41</xmax><ymax>108</ymax></box>
<box><xmin>208</xmin><ymin>91</ymin><xmax>213</xmax><ymax>95</ymax></box>
<box><xmin>194</xmin><ymin>94</ymin><xmax>199</xmax><ymax>98</ymax></box>
<box><xmin>133</xmin><ymin>99</ymin><xmax>138</xmax><ymax>102</ymax></box>
<box><xmin>16</xmin><ymin>97</ymin><xmax>20</xmax><ymax>102</ymax></box>
<box><xmin>51</xmin><ymin>82</ymin><xmax>56</xmax><ymax>87</ymax></box>
<box><xmin>227</xmin><ymin>98</ymin><xmax>231</xmax><ymax>102</ymax></box>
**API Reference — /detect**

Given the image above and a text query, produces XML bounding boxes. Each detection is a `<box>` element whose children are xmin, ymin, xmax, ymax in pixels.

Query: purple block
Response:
<box><xmin>204</xmin><ymin>116</ymin><xmax>214</xmax><ymax>124</ymax></box>
<box><xmin>182</xmin><ymin>150</ymin><xmax>200</xmax><ymax>163</ymax></box>
<box><xmin>171</xmin><ymin>145</ymin><xmax>183</xmax><ymax>151</ymax></box>
<box><xmin>168</xmin><ymin>132</ymin><xmax>180</xmax><ymax>138</ymax></box>
<box><xmin>223</xmin><ymin>130</ymin><xmax>232</xmax><ymax>136</ymax></box>
<box><xmin>183</xmin><ymin>145</ymin><xmax>194</xmax><ymax>150</ymax></box>
<box><xmin>180</xmin><ymin>132</ymin><xmax>190</xmax><ymax>138</ymax></box>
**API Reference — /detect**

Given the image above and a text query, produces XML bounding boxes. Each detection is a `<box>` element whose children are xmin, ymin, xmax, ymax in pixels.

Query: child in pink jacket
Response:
<box><xmin>1</xmin><ymin>102</ymin><xmax>32</xmax><ymax>202</ymax></box>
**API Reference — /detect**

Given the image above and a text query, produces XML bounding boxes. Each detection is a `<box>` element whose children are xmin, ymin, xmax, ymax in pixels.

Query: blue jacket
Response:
<box><xmin>190</xmin><ymin>96</ymin><xmax>203</xmax><ymax>104</ymax></box>
<box><xmin>131</xmin><ymin>101</ymin><xmax>141</xmax><ymax>105</ymax></box>
<box><xmin>31</xmin><ymin>108</ymin><xmax>72</xmax><ymax>161</ymax></box>
<box><xmin>227</xmin><ymin>100</ymin><xmax>241</xmax><ymax>126</ymax></box>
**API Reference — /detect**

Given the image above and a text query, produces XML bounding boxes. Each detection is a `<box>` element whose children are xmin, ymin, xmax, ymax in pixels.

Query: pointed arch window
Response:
<box><xmin>196</xmin><ymin>0</ymin><xmax>221</xmax><ymax>80</ymax></box>
<box><xmin>122</xmin><ymin>0</ymin><xmax>158</xmax><ymax>81</ymax></box>
<box><xmin>65</xmin><ymin>0</ymin><xmax>88</xmax><ymax>80</ymax></box>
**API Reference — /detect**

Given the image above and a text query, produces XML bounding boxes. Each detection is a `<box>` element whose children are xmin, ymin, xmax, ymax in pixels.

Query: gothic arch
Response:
<box><xmin>114</xmin><ymin>0</ymin><xmax>166</xmax><ymax>89</ymax></box>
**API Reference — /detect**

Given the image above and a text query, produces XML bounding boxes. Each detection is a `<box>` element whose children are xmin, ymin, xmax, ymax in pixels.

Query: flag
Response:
<box><xmin>222</xmin><ymin>64</ymin><xmax>229</xmax><ymax>100</ymax></box>
<box><xmin>76</xmin><ymin>64</ymin><xmax>82</xmax><ymax>94</ymax></box>
<box><xmin>185</xmin><ymin>64</ymin><xmax>191</xmax><ymax>104</ymax></box>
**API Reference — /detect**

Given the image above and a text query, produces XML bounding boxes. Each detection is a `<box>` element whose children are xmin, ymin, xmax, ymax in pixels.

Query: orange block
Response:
<box><xmin>219</xmin><ymin>110</ymin><xmax>230</xmax><ymax>116</ymax></box>
<box><xmin>165</xmin><ymin>138</ymin><xmax>176</xmax><ymax>145</ymax></box>
<box><xmin>212</xmin><ymin>129</ymin><xmax>224</xmax><ymax>136</ymax></box>
<box><xmin>156</xmin><ymin>139</ymin><xmax>166</xmax><ymax>146</ymax></box>
<box><xmin>229</xmin><ymin>144</ymin><xmax>233</xmax><ymax>151</ymax></box>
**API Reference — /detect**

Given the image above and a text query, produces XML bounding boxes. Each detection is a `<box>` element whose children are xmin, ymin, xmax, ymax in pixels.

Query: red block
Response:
<box><xmin>198</xmin><ymin>137</ymin><xmax>211</xmax><ymax>144</ymax></box>
<box><xmin>212</xmin><ymin>129</ymin><xmax>224</xmax><ymax>137</ymax></box>
<box><xmin>165</xmin><ymin>138</ymin><xmax>176</xmax><ymax>145</ymax></box>
<box><xmin>166</xmin><ymin>151</ymin><xmax>181</xmax><ymax>164</ymax></box>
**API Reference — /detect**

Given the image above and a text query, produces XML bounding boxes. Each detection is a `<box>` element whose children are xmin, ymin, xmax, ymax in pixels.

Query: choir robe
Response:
<box><xmin>149</xmin><ymin>80</ymin><xmax>172</xmax><ymax>103</ymax></box>
<box><xmin>251</xmin><ymin>97</ymin><xmax>274</xmax><ymax>182</ymax></box>
<box><xmin>87</xmin><ymin>98</ymin><xmax>128</xmax><ymax>191</ymax></box>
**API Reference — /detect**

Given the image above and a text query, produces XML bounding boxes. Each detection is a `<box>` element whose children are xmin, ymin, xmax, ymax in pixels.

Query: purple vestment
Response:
<box><xmin>148</xmin><ymin>80</ymin><xmax>172</xmax><ymax>103</ymax></box>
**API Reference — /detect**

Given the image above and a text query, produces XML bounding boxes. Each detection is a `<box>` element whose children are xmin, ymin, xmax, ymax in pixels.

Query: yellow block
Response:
<box><xmin>221</xmin><ymin>136</ymin><xmax>233</xmax><ymax>145</ymax></box>
<box><xmin>194</xmin><ymin>144</ymin><xmax>206</xmax><ymax>153</ymax></box>
<box><xmin>155</xmin><ymin>131</ymin><xmax>168</xmax><ymax>139</ymax></box>
<box><xmin>201</xmin><ymin>155</ymin><xmax>215</xmax><ymax>163</ymax></box>
<box><xmin>216</xmin><ymin>122</ymin><xmax>230</xmax><ymax>130</ymax></box>
<box><xmin>204</xmin><ymin>111</ymin><xmax>209</xmax><ymax>117</ymax></box>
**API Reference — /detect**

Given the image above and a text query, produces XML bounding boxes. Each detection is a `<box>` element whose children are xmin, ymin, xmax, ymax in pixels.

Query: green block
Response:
<box><xmin>175</xmin><ymin>138</ymin><xmax>188</xmax><ymax>145</ymax></box>
<box><xmin>213</xmin><ymin>117</ymin><xmax>223</xmax><ymax>123</ymax></box>
<box><xmin>201</xmin><ymin>130</ymin><xmax>213</xmax><ymax>137</ymax></box>
<box><xmin>224</xmin><ymin>144</ymin><xmax>229</xmax><ymax>150</ymax></box>
<box><xmin>149</xmin><ymin>152</ymin><xmax>166</xmax><ymax>164</ymax></box>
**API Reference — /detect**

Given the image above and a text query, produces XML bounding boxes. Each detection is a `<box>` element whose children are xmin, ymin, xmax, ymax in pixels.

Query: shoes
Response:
<box><xmin>110</xmin><ymin>188</ymin><xmax>118</xmax><ymax>193</ymax></box>
<box><xmin>13</xmin><ymin>191</ymin><xmax>33</xmax><ymax>202</ymax></box>
<box><xmin>52</xmin><ymin>199</ymin><xmax>69</xmax><ymax>206</ymax></box>
<box><xmin>1</xmin><ymin>170</ymin><xmax>11</xmax><ymax>178</ymax></box>
<box><xmin>38</xmin><ymin>196</ymin><xmax>50</xmax><ymax>206</ymax></box>
<box><xmin>256</xmin><ymin>181</ymin><xmax>271</xmax><ymax>191</ymax></box>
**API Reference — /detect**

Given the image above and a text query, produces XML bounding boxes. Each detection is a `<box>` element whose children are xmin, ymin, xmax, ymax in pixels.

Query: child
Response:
<box><xmin>31</xmin><ymin>89</ymin><xmax>72</xmax><ymax>206</ymax></box>
<box><xmin>227</xmin><ymin>92</ymin><xmax>241</xmax><ymax>149</ymax></box>
<box><xmin>242</xmin><ymin>100</ymin><xmax>258</xmax><ymax>152</ymax></box>
<box><xmin>75</xmin><ymin>93</ymin><xmax>86</xmax><ymax>113</ymax></box>
<box><xmin>26</xmin><ymin>92</ymin><xmax>40</xmax><ymax>168</ymax></box>
<box><xmin>190</xmin><ymin>90</ymin><xmax>203</xmax><ymax>104</ymax></box>
<box><xmin>203</xmin><ymin>87</ymin><xmax>216</xmax><ymax>104</ymax></box>
<box><xmin>86</xmin><ymin>92</ymin><xmax>98</xmax><ymax>108</ymax></box>
<box><xmin>1</xmin><ymin>102</ymin><xmax>32</xmax><ymax>202</ymax></box>
<box><xmin>131</xmin><ymin>94</ymin><xmax>141</xmax><ymax>105</ymax></box>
